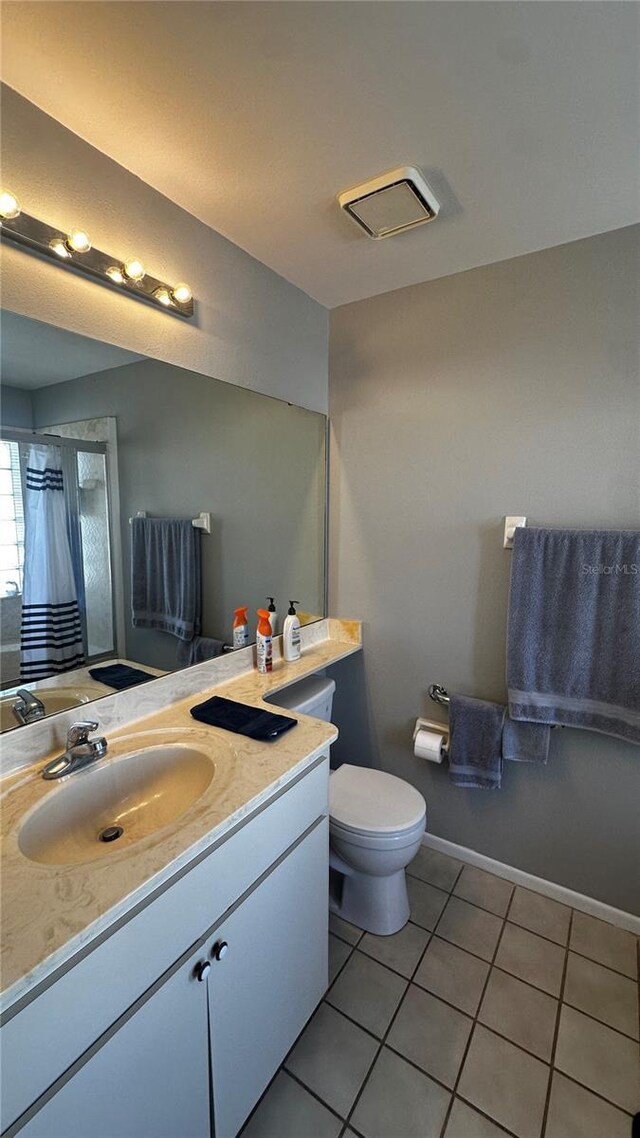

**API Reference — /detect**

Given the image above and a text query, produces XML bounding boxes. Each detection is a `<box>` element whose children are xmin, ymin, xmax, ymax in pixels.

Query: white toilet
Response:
<box><xmin>268</xmin><ymin>675</ymin><xmax>426</xmax><ymax>936</ymax></box>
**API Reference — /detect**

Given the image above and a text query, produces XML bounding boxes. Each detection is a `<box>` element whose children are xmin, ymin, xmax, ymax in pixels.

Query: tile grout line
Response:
<box><xmin>328</xmin><ymin>933</ymin><xmax>356</xmax><ymax>988</ymax></box>
<box><xmin>335</xmin><ymin>978</ymin><xmax>411</xmax><ymax>1135</ymax></box>
<box><xmin>331</xmin><ymin>891</ymin><xmax>638</xmax><ymax>1122</ymax></box>
<box><xmin>283</xmin><ymin>1067</ymin><xmax>350</xmax><ymax>1128</ymax></box>
<box><xmin>436</xmin><ymin>879</ymin><xmax>516</xmax><ymax>1138</ymax></box>
<box><xmin>560</xmin><ymin>995</ymin><xmax>640</xmax><ymax>1043</ymax></box>
<box><xmin>412</xmin><ymin>900</ymin><xmax>638</xmax><ymax>984</ymax></box>
<box><xmin>338</xmin><ymin>858</ymin><xmax>466</xmax><ymax>1138</ymax></box>
<box><xmin>566</xmin><ymin>945</ymin><xmax>639</xmax><ymax>983</ymax></box>
<box><xmin>540</xmin><ymin>906</ymin><xmax>574</xmax><ymax>1138</ymax></box>
<box><xmin>554</xmin><ymin>1069</ymin><xmax>636</xmax><ymax>1120</ymax></box>
<box><xmin>293</xmin><ymin>865</ymin><xmax>637</xmax><ymax>1137</ymax></box>
<box><xmin>410</xmin><ymin>866</ymin><xmax>639</xmax><ymax>970</ymax></box>
<box><xmin>346</xmin><ymin>942</ymin><xmax>572</xmax><ymax>1068</ymax></box>
<box><xmin>365</xmin><ymin>936</ymin><xmax>638</xmax><ymax>1121</ymax></box>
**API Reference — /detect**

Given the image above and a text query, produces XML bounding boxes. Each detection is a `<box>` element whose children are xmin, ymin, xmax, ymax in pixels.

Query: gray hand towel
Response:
<box><xmin>131</xmin><ymin>517</ymin><xmax>201</xmax><ymax>641</ymax></box>
<box><xmin>449</xmin><ymin>695</ymin><xmax>506</xmax><ymax>789</ymax></box>
<box><xmin>507</xmin><ymin>527</ymin><xmax>640</xmax><ymax>744</ymax></box>
<box><xmin>176</xmin><ymin>636</ymin><xmax>225</xmax><ymax>667</ymax></box>
<box><xmin>502</xmin><ymin>717</ymin><xmax>551</xmax><ymax>764</ymax></box>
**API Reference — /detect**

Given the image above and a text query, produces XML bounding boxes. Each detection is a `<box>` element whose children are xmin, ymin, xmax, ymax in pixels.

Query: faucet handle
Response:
<box><xmin>66</xmin><ymin>720</ymin><xmax>100</xmax><ymax>748</ymax></box>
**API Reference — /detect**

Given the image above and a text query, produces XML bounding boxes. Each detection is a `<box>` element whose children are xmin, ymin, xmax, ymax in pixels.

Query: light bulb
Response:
<box><xmin>0</xmin><ymin>190</ymin><xmax>20</xmax><ymax>219</ymax></box>
<box><xmin>123</xmin><ymin>258</ymin><xmax>145</xmax><ymax>282</ymax></box>
<box><xmin>66</xmin><ymin>228</ymin><xmax>91</xmax><ymax>253</ymax></box>
<box><xmin>106</xmin><ymin>266</ymin><xmax>124</xmax><ymax>285</ymax></box>
<box><xmin>171</xmin><ymin>282</ymin><xmax>192</xmax><ymax>305</ymax></box>
<box><xmin>154</xmin><ymin>287</ymin><xmax>173</xmax><ymax>307</ymax></box>
<box><xmin>50</xmin><ymin>237</ymin><xmax>71</xmax><ymax>259</ymax></box>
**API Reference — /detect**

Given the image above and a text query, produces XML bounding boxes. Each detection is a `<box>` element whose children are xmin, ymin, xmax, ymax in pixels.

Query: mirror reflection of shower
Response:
<box><xmin>0</xmin><ymin>431</ymin><xmax>115</xmax><ymax>700</ymax></box>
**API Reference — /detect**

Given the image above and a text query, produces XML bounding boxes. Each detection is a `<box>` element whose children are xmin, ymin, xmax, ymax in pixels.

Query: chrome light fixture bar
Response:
<box><xmin>0</xmin><ymin>191</ymin><xmax>194</xmax><ymax>318</ymax></box>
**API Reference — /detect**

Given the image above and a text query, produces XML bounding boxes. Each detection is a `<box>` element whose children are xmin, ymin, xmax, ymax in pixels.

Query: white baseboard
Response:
<box><xmin>423</xmin><ymin>833</ymin><xmax>640</xmax><ymax>936</ymax></box>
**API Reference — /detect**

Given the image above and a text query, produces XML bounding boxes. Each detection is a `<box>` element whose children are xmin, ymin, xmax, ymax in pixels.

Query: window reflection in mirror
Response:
<box><xmin>0</xmin><ymin>312</ymin><xmax>326</xmax><ymax>731</ymax></box>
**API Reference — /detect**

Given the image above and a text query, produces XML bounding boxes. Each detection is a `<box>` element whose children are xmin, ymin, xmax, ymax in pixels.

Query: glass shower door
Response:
<box><xmin>76</xmin><ymin>449</ymin><xmax>114</xmax><ymax>660</ymax></box>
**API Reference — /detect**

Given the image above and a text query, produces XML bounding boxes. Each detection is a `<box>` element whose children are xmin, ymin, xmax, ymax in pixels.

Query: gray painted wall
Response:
<box><xmin>32</xmin><ymin>359</ymin><xmax>326</xmax><ymax>671</ymax></box>
<box><xmin>1</xmin><ymin>385</ymin><xmax>33</xmax><ymax>428</ymax></box>
<box><xmin>1</xmin><ymin>85</ymin><xmax>329</xmax><ymax>414</ymax></box>
<box><xmin>329</xmin><ymin>226</ymin><xmax>640</xmax><ymax>915</ymax></box>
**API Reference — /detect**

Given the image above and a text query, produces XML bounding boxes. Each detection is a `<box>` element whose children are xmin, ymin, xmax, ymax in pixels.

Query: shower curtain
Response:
<box><xmin>20</xmin><ymin>444</ymin><xmax>85</xmax><ymax>681</ymax></box>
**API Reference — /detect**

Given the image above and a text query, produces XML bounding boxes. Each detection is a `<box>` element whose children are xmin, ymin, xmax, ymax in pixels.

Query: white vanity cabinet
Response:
<box><xmin>208</xmin><ymin>820</ymin><xmax>327</xmax><ymax>1138</ymax></box>
<box><xmin>2</xmin><ymin>757</ymin><xmax>329</xmax><ymax>1138</ymax></box>
<box><xmin>15</xmin><ymin>939</ymin><xmax>212</xmax><ymax>1138</ymax></box>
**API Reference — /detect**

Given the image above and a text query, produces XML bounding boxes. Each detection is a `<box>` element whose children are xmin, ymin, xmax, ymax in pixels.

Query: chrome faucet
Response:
<box><xmin>12</xmin><ymin>688</ymin><xmax>46</xmax><ymax>726</ymax></box>
<box><xmin>42</xmin><ymin>720</ymin><xmax>108</xmax><ymax>781</ymax></box>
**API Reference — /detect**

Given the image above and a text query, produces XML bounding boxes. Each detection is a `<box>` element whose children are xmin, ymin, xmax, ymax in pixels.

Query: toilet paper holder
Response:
<box><xmin>413</xmin><ymin>716</ymin><xmax>450</xmax><ymax>755</ymax></box>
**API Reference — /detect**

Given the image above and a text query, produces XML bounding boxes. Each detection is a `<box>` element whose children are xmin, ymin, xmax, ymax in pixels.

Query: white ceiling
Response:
<box><xmin>2</xmin><ymin>2</ymin><xmax>639</xmax><ymax>308</ymax></box>
<box><xmin>1</xmin><ymin>311</ymin><xmax>143</xmax><ymax>388</ymax></box>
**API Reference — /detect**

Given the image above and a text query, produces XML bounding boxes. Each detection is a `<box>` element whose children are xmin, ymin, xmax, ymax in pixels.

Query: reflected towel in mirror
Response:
<box><xmin>176</xmin><ymin>636</ymin><xmax>225</xmax><ymax>666</ymax></box>
<box><xmin>131</xmin><ymin>517</ymin><xmax>201</xmax><ymax>641</ymax></box>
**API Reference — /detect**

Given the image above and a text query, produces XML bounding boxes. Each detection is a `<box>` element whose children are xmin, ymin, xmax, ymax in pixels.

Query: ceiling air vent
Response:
<box><xmin>338</xmin><ymin>165</ymin><xmax>440</xmax><ymax>240</ymax></box>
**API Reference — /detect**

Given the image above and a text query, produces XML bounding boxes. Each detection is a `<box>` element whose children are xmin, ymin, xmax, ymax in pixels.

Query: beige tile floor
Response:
<box><xmin>241</xmin><ymin>850</ymin><xmax>639</xmax><ymax>1138</ymax></box>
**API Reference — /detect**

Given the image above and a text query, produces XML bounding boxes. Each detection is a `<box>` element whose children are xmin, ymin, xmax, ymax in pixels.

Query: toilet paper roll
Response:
<box><xmin>414</xmin><ymin>727</ymin><xmax>446</xmax><ymax>763</ymax></box>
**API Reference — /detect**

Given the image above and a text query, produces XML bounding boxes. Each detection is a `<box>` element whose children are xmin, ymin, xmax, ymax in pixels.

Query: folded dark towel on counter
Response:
<box><xmin>190</xmin><ymin>695</ymin><xmax>297</xmax><ymax>742</ymax></box>
<box><xmin>89</xmin><ymin>664</ymin><xmax>156</xmax><ymax>690</ymax></box>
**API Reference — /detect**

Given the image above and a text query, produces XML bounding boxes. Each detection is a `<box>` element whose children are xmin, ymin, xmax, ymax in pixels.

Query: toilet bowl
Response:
<box><xmin>266</xmin><ymin>675</ymin><xmax>427</xmax><ymax>936</ymax></box>
<box><xmin>329</xmin><ymin>764</ymin><xmax>426</xmax><ymax>934</ymax></box>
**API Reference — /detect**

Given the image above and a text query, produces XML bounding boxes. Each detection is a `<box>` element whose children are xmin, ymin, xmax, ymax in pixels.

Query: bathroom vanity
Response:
<box><xmin>0</xmin><ymin>620</ymin><xmax>362</xmax><ymax>1138</ymax></box>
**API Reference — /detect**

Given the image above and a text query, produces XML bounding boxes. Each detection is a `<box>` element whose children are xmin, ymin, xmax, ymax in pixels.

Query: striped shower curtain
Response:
<box><xmin>20</xmin><ymin>444</ymin><xmax>85</xmax><ymax>681</ymax></box>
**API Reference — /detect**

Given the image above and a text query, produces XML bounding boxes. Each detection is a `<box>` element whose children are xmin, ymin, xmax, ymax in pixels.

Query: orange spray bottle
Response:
<box><xmin>256</xmin><ymin>609</ymin><xmax>273</xmax><ymax>674</ymax></box>
<box><xmin>232</xmin><ymin>607</ymin><xmax>249</xmax><ymax>649</ymax></box>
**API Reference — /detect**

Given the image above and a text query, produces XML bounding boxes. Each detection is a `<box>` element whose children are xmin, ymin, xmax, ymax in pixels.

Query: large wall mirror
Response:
<box><xmin>0</xmin><ymin>311</ymin><xmax>327</xmax><ymax>732</ymax></box>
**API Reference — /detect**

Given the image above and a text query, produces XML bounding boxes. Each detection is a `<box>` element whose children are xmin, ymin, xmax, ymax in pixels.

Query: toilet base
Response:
<box><xmin>329</xmin><ymin>864</ymin><xmax>410</xmax><ymax>937</ymax></box>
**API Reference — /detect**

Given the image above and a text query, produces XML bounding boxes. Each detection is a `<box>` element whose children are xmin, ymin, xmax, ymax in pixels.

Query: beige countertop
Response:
<box><xmin>0</xmin><ymin>622</ymin><xmax>361</xmax><ymax>1012</ymax></box>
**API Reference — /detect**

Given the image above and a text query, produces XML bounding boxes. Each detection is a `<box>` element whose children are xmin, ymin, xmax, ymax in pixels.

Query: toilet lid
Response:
<box><xmin>330</xmin><ymin>765</ymin><xmax>426</xmax><ymax>835</ymax></box>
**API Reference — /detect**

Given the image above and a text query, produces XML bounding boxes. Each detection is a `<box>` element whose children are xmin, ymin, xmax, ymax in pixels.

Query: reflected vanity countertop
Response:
<box><xmin>0</xmin><ymin>660</ymin><xmax>167</xmax><ymax>734</ymax></box>
<box><xmin>0</xmin><ymin>619</ymin><xmax>361</xmax><ymax>1011</ymax></box>
<box><xmin>0</xmin><ymin>658</ymin><xmax>167</xmax><ymax>700</ymax></box>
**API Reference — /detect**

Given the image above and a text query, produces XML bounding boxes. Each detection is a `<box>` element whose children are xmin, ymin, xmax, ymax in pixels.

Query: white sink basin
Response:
<box><xmin>18</xmin><ymin>730</ymin><xmax>236</xmax><ymax>866</ymax></box>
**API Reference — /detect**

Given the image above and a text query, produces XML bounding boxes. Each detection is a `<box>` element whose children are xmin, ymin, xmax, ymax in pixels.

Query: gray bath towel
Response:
<box><xmin>502</xmin><ymin>717</ymin><xmax>551</xmax><ymax>764</ymax></box>
<box><xmin>507</xmin><ymin>527</ymin><xmax>640</xmax><ymax>744</ymax></box>
<box><xmin>131</xmin><ymin>517</ymin><xmax>201</xmax><ymax>641</ymax></box>
<box><xmin>449</xmin><ymin>695</ymin><xmax>506</xmax><ymax>789</ymax></box>
<box><xmin>177</xmin><ymin>636</ymin><xmax>225</xmax><ymax>666</ymax></box>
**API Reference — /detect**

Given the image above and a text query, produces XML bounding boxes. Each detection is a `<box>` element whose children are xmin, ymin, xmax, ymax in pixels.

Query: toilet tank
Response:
<box><xmin>266</xmin><ymin>675</ymin><xmax>336</xmax><ymax>722</ymax></box>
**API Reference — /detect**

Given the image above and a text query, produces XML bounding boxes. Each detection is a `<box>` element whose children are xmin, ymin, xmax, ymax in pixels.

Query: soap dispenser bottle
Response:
<box><xmin>232</xmin><ymin>606</ymin><xmax>249</xmax><ymax>649</ymax></box>
<box><xmin>266</xmin><ymin>597</ymin><xmax>278</xmax><ymax>637</ymax></box>
<box><xmin>256</xmin><ymin>609</ymin><xmax>273</xmax><ymax>674</ymax></box>
<box><xmin>283</xmin><ymin>601</ymin><xmax>301</xmax><ymax>662</ymax></box>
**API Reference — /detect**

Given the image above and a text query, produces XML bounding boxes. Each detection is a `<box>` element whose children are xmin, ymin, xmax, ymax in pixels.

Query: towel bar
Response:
<box><xmin>429</xmin><ymin>682</ymin><xmax>561</xmax><ymax>729</ymax></box>
<box><xmin>428</xmin><ymin>684</ymin><xmax>450</xmax><ymax>707</ymax></box>
<box><xmin>129</xmin><ymin>510</ymin><xmax>211</xmax><ymax>534</ymax></box>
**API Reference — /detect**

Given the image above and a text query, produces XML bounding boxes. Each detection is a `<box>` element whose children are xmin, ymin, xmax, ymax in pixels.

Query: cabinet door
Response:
<box><xmin>209</xmin><ymin>818</ymin><xmax>328</xmax><ymax>1138</ymax></box>
<box><xmin>17</xmin><ymin>947</ymin><xmax>212</xmax><ymax>1138</ymax></box>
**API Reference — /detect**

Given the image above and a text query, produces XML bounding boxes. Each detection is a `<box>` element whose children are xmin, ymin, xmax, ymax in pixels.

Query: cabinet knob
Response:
<box><xmin>196</xmin><ymin>960</ymin><xmax>211</xmax><ymax>982</ymax></box>
<box><xmin>211</xmin><ymin>940</ymin><xmax>229</xmax><ymax>961</ymax></box>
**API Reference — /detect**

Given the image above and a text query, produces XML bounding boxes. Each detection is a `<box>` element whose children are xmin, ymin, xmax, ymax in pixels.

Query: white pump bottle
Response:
<box><xmin>282</xmin><ymin>601</ymin><xmax>301</xmax><ymax>662</ymax></box>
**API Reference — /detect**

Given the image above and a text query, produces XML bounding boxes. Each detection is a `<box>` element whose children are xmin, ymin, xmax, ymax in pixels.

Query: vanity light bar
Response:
<box><xmin>0</xmin><ymin>192</ymin><xmax>194</xmax><ymax>319</ymax></box>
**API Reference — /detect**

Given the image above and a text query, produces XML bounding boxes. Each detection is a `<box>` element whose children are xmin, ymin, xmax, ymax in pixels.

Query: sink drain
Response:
<box><xmin>99</xmin><ymin>825</ymin><xmax>124</xmax><ymax>843</ymax></box>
